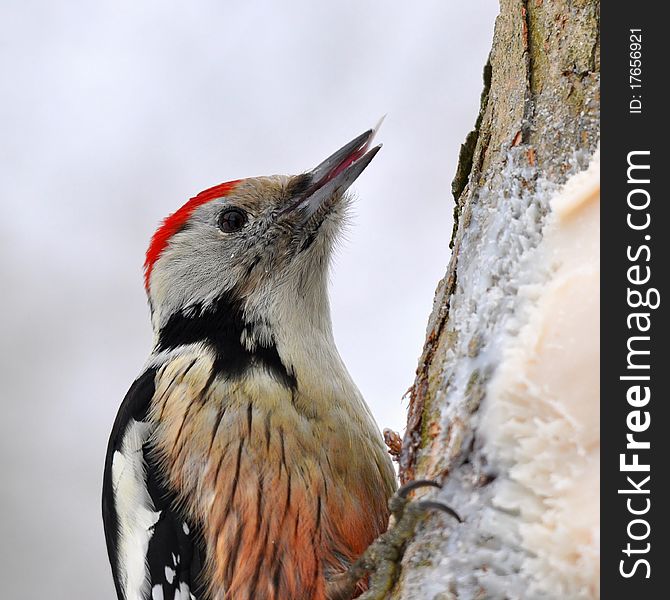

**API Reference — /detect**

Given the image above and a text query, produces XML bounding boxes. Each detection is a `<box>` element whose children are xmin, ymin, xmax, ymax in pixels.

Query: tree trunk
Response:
<box><xmin>393</xmin><ymin>1</ymin><xmax>600</xmax><ymax>599</ymax></box>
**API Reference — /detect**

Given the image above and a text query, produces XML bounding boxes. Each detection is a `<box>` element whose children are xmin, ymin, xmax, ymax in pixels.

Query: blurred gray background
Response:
<box><xmin>0</xmin><ymin>1</ymin><xmax>497</xmax><ymax>597</ymax></box>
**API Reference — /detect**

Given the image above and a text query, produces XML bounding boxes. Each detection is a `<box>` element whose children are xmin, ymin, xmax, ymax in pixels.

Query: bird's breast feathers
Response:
<box><xmin>106</xmin><ymin>349</ymin><xmax>394</xmax><ymax>600</ymax></box>
<box><xmin>150</xmin><ymin>351</ymin><xmax>393</xmax><ymax>599</ymax></box>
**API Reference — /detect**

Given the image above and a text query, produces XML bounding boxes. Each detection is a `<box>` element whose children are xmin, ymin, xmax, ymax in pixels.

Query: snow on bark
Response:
<box><xmin>392</xmin><ymin>1</ymin><xmax>600</xmax><ymax>599</ymax></box>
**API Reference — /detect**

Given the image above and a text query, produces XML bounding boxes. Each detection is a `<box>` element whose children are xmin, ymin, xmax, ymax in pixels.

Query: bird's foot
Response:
<box><xmin>326</xmin><ymin>480</ymin><xmax>461</xmax><ymax>600</ymax></box>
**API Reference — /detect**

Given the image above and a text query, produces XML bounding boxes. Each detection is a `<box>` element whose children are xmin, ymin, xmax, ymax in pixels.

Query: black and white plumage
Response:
<box><xmin>103</xmin><ymin>368</ymin><xmax>205</xmax><ymax>600</ymax></box>
<box><xmin>102</xmin><ymin>127</ymin><xmax>397</xmax><ymax>600</ymax></box>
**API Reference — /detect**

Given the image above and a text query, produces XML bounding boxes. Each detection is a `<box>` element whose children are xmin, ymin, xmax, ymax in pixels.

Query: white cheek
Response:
<box><xmin>149</xmin><ymin>230</ymin><xmax>243</xmax><ymax>330</ymax></box>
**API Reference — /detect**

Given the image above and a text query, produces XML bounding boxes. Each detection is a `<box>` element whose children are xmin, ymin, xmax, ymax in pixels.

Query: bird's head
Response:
<box><xmin>144</xmin><ymin>128</ymin><xmax>381</xmax><ymax>346</ymax></box>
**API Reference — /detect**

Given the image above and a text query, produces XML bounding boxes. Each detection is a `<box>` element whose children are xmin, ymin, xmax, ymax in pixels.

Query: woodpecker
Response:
<box><xmin>102</xmin><ymin>127</ymin><xmax>398</xmax><ymax>600</ymax></box>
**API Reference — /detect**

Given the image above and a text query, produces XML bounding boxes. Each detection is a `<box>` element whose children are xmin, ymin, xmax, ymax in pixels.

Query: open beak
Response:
<box><xmin>280</xmin><ymin>122</ymin><xmax>383</xmax><ymax>219</ymax></box>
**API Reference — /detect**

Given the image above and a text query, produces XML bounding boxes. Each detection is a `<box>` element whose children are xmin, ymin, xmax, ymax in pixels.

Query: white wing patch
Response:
<box><xmin>112</xmin><ymin>418</ymin><xmax>160</xmax><ymax>600</ymax></box>
<box><xmin>180</xmin><ymin>582</ymin><xmax>194</xmax><ymax>600</ymax></box>
<box><xmin>151</xmin><ymin>585</ymin><xmax>164</xmax><ymax>600</ymax></box>
<box><xmin>165</xmin><ymin>566</ymin><xmax>175</xmax><ymax>584</ymax></box>
<box><xmin>151</xmin><ymin>581</ymin><xmax>192</xmax><ymax>600</ymax></box>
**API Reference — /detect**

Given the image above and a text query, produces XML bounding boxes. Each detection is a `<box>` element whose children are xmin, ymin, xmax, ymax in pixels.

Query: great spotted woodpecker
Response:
<box><xmin>102</xmin><ymin>127</ymin><xmax>398</xmax><ymax>600</ymax></box>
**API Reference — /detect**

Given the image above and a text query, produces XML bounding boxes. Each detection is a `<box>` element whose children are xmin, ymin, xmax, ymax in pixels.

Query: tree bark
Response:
<box><xmin>392</xmin><ymin>1</ymin><xmax>600</xmax><ymax>599</ymax></box>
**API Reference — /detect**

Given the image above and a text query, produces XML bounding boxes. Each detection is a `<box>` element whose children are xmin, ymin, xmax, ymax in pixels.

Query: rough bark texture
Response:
<box><xmin>391</xmin><ymin>1</ymin><xmax>600</xmax><ymax>598</ymax></box>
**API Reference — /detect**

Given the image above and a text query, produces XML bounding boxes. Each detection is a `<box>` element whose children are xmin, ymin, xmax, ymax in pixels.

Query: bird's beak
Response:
<box><xmin>280</xmin><ymin>122</ymin><xmax>383</xmax><ymax>220</ymax></box>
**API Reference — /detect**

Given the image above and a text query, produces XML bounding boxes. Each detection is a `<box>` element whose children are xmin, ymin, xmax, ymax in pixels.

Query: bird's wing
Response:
<box><xmin>103</xmin><ymin>368</ymin><xmax>205</xmax><ymax>600</ymax></box>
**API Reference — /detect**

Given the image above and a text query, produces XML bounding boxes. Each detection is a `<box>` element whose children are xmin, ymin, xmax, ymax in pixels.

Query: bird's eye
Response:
<box><xmin>218</xmin><ymin>207</ymin><xmax>248</xmax><ymax>233</ymax></box>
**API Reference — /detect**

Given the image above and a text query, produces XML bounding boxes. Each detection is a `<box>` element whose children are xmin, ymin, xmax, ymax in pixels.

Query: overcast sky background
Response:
<box><xmin>1</xmin><ymin>1</ymin><xmax>497</xmax><ymax>597</ymax></box>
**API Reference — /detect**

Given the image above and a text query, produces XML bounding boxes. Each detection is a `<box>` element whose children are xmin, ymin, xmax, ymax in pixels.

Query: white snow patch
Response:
<box><xmin>399</xmin><ymin>146</ymin><xmax>599</xmax><ymax>600</ymax></box>
<box><xmin>481</xmin><ymin>149</ymin><xmax>600</xmax><ymax>599</ymax></box>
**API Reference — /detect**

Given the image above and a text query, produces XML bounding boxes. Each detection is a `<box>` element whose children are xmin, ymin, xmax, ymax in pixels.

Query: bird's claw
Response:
<box><xmin>396</xmin><ymin>478</ymin><xmax>442</xmax><ymax>498</ymax></box>
<box><xmin>388</xmin><ymin>479</ymin><xmax>461</xmax><ymax>524</ymax></box>
<box><xmin>413</xmin><ymin>500</ymin><xmax>462</xmax><ymax>523</ymax></box>
<box><xmin>327</xmin><ymin>479</ymin><xmax>461</xmax><ymax>600</ymax></box>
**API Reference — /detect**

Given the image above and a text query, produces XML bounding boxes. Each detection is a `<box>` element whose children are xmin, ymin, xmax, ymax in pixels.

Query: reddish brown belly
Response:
<box><xmin>151</xmin><ymin>356</ymin><xmax>393</xmax><ymax>600</ymax></box>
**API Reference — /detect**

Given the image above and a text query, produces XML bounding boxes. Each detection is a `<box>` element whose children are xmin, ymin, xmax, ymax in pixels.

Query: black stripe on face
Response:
<box><xmin>156</xmin><ymin>293</ymin><xmax>297</xmax><ymax>390</ymax></box>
